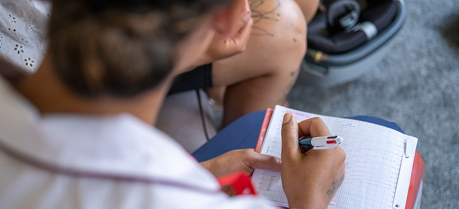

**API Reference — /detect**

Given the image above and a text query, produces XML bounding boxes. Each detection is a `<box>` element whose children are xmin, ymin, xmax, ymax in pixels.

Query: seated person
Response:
<box><xmin>170</xmin><ymin>0</ymin><xmax>319</xmax><ymax>127</ymax></box>
<box><xmin>0</xmin><ymin>0</ymin><xmax>345</xmax><ymax>208</ymax></box>
<box><xmin>0</xmin><ymin>0</ymin><xmax>311</xmax><ymax>129</ymax></box>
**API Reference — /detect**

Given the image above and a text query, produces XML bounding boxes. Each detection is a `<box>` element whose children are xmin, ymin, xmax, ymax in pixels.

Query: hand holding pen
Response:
<box><xmin>281</xmin><ymin>114</ymin><xmax>346</xmax><ymax>209</ymax></box>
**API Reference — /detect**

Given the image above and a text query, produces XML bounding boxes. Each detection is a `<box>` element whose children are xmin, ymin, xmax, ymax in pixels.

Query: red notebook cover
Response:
<box><xmin>254</xmin><ymin>108</ymin><xmax>273</xmax><ymax>153</ymax></box>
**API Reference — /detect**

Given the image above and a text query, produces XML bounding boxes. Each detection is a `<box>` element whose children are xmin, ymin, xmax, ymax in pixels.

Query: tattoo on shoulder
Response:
<box><xmin>326</xmin><ymin>174</ymin><xmax>345</xmax><ymax>197</ymax></box>
<box><xmin>249</xmin><ymin>0</ymin><xmax>281</xmax><ymax>37</ymax></box>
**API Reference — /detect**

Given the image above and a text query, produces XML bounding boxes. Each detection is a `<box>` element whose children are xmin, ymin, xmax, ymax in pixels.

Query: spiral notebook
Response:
<box><xmin>252</xmin><ymin>106</ymin><xmax>417</xmax><ymax>209</ymax></box>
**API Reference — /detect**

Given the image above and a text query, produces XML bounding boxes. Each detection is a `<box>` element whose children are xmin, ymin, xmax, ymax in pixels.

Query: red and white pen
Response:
<box><xmin>298</xmin><ymin>136</ymin><xmax>343</xmax><ymax>150</ymax></box>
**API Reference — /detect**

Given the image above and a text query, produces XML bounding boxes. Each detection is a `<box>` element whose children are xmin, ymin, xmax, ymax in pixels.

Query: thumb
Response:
<box><xmin>241</xmin><ymin>0</ymin><xmax>252</xmax><ymax>23</ymax></box>
<box><xmin>214</xmin><ymin>0</ymin><xmax>251</xmax><ymax>38</ymax></box>
<box><xmin>281</xmin><ymin>113</ymin><xmax>300</xmax><ymax>161</ymax></box>
<box><xmin>248</xmin><ymin>152</ymin><xmax>282</xmax><ymax>172</ymax></box>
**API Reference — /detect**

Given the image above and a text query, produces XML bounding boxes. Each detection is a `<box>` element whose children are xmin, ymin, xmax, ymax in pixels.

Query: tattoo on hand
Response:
<box><xmin>249</xmin><ymin>0</ymin><xmax>281</xmax><ymax>37</ymax></box>
<box><xmin>326</xmin><ymin>174</ymin><xmax>344</xmax><ymax>197</ymax></box>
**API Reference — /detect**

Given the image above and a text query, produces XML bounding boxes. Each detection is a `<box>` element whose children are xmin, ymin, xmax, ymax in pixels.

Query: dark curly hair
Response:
<box><xmin>48</xmin><ymin>0</ymin><xmax>230</xmax><ymax>97</ymax></box>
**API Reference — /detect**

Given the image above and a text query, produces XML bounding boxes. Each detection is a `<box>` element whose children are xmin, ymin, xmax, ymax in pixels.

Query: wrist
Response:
<box><xmin>287</xmin><ymin>192</ymin><xmax>330</xmax><ymax>209</ymax></box>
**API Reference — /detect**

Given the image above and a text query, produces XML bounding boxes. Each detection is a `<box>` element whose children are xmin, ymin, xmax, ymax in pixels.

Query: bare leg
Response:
<box><xmin>211</xmin><ymin>0</ymin><xmax>307</xmax><ymax>127</ymax></box>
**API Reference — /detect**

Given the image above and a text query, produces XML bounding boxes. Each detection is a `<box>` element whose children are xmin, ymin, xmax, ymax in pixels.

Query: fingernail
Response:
<box><xmin>276</xmin><ymin>158</ymin><xmax>282</xmax><ymax>165</ymax></box>
<box><xmin>283</xmin><ymin>113</ymin><xmax>292</xmax><ymax>124</ymax></box>
<box><xmin>242</xmin><ymin>11</ymin><xmax>251</xmax><ymax>22</ymax></box>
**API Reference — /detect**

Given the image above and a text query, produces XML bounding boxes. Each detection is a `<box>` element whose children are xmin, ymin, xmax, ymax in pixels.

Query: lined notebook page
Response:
<box><xmin>252</xmin><ymin>106</ymin><xmax>405</xmax><ymax>209</ymax></box>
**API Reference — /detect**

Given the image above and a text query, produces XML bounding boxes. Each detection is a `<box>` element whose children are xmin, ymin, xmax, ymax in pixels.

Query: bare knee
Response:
<box><xmin>211</xmin><ymin>0</ymin><xmax>307</xmax><ymax>86</ymax></box>
<box><xmin>248</xmin><ymin>0</ymin><xmax>307</xmax><ymax>75</ymax></box>
<box><xmin>293</xmin><ymin>0</ymin><xmax>320</xmax><ymax>23</ymax></box>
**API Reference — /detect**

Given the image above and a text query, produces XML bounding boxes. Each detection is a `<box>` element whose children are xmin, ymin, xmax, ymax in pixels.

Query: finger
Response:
<box><xmin>242</xmin><ymin>0</ymin><xmax>250</xmax><ymax>13</ymax></box>
<box><xmin>281</xmin><ymin>113</ymin><xmax>301</xmax><ymax>161</ymax></box>
<box><xmin>237</xmin><ymin>16</ymin><xmax>253</xmax><ymax>37</ymax></box>
<box><xmin>297</xmin><ymin>117</ymin><xmax>331</xmax><ymax>138</ymax></box>
<box><xmin>301</xmin><ymin>146</ymin><xmax>313</xmax><ymax>153</ymax></box>
<box><xmin>247</xmin><ymin>152</ymin><xmax>282</xmax><ymax>172</ymax></box>
<box><xmin>236</xmin><ymin>11</ymin><xmax>252</xmax><ymax>35</ymax></box>
<box><xmin>226</xmin><ymin>0</ymin><xmax>252</xmax><ymax>38</ymax></box>
<box><xmin>232</xmin><ymin>18</ymin><xmax>253</xmax><ymax>51</ymax></box>
<box><xmin>228</xmin><ymin>7</ymin><xmax>252</xmax><ymax>46</ymax></box>
<box><xmin>239</xmin><ymin>0</ymin><xmax>252</xmax><ymax>28</ymax></box>
<box><xmin>212</xmin><ymin>0</ymin><xmax>251</xmax><ymax>38</ymax></box>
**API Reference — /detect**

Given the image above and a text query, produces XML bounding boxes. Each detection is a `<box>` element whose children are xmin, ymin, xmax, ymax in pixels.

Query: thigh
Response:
<box><xmin>192</xmin><ymin>110</ymin><xmax>266</xmax><ymax>162</ymax></box>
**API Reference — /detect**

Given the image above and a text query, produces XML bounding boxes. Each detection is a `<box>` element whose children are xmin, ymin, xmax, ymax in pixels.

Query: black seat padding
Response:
<box><xmin>307</xmin><ymin>0</ymin><xmax>398</xmax><ymax>54</ymax></box>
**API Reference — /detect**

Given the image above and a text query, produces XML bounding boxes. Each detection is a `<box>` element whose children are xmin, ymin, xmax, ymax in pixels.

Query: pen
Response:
<box><xmin>299</xmin><ymin>136</ymin><xmax>343</xmax><ymax>150</ymax></box>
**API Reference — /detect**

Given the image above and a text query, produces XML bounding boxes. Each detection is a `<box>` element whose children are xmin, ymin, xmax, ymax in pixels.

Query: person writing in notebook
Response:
<box><xmin>0</xmin><ymin>0</ymin><xmax>345</xmax><ymax>208</ymax></box>
<box><xmin>0</xmin><ymin>0</ymin><xmax>309</xmax><ymax>130</ymax></box>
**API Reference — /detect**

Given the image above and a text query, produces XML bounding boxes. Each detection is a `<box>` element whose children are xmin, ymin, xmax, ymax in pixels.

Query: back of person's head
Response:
<box><xmin>48</xmin><ymin>0</ymin><xmax>230</xmax><ymax>98</ymax></box>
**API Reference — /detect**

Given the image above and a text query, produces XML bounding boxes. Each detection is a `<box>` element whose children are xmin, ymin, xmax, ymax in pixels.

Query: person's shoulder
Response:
<box><xmin>0</xmin><ymin>57</ymin><xmax>30</xmax><ymax>82</ymax></box>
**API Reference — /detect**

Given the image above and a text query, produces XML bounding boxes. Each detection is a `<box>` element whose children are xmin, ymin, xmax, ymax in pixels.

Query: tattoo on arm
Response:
<box><xmin>249</xmin><ymin>0</ymin><xmax>281</xmax><ymax>37</ymax></box>
<box><xmin>326</xmin><ymin>174</ymin><xmax>345</xmax><ymax>197</ymax></box>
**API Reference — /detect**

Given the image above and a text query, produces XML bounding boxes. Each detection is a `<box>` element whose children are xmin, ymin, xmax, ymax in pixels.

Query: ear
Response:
<box><xmin>211</xmin><ymin>0</ymin><xmax>251</xmax><ymax>38</ymax></box>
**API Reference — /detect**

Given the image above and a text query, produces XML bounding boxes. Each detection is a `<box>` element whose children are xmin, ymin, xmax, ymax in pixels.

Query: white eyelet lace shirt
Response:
<box><xmin>0</xmin><ymin>0</ymin><xmax>50</xmax><ymax>72</ymax></box>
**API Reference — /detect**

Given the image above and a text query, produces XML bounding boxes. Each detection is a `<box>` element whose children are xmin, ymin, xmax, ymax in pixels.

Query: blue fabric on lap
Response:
<box><xmin>192</xmin><ymin>111</ymin><xmax>266</xmax><ymax>162</ymax></box>
<box><xmin>192</xmin><ymin>110</ymin><xmax>404</xmax><ymax>162</ymax></box>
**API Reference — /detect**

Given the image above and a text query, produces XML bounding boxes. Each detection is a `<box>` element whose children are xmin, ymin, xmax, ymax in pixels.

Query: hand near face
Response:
<box><xmin>194</xmin><ymin>0</ymin><xmax>253</xmax><ymax>66</ymax></box>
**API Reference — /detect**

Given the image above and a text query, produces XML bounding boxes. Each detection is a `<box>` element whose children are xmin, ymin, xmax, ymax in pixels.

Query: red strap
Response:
<box><xmin>217</xmin><ymin>172</ymin><xmax>257</xmax><ymax>195</ymax></box>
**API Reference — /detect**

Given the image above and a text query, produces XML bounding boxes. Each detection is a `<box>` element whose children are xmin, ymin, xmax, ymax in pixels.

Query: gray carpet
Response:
<box><xmin>287</xmin><ymin>0</ymin><xmax>459</xmax><ymax>208</ymax></box>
